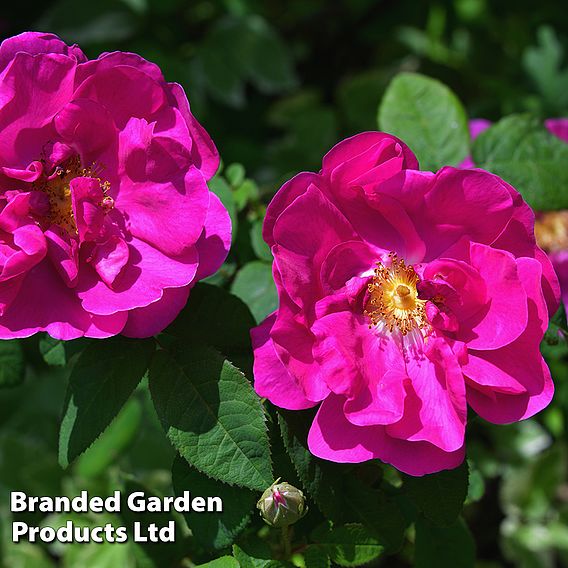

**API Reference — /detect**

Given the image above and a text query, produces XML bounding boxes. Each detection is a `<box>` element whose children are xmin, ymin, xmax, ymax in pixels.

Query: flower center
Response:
<box><xmin>365</xmin><ymin>253</ymin><xmax>427</xmax><ymax>335</ymax></box>
<box><xmin>534</xmin><ymin>211</ymin><xmax>568</xmax><ymax>252</ymax></box>
<box><xmin>33</xmin><ymin>156</ymin><xmax>111</xmax><ymax>235</ymax></box>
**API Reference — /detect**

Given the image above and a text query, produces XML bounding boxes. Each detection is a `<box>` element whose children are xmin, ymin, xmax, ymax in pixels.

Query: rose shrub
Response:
<box><xmin>0</xmin><ymin>32</ymin><xmax>230</xmax><ymax>339</ymax></box>
<box><xmin>252</xmin><ymin>132</ymin><xmax>560</xmax><ymax>475</ymax></box>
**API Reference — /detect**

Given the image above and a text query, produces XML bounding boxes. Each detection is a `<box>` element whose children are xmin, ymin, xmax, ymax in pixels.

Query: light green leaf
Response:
<box><xmin>39</xmin><ymin>336</ymin><xmax>67</xmax><ymax>367</ymax></box>
<box><xmin>149</xmin><ymin>344</ymin><xmax>273</xmax><ymax>490</ymax></box>
<box><xmin>378</xmin><ymin>72</ymin><xmax>469</xmax><ymax>170</ymax></box>
<box><xmin>209</xmin><ymin>175</ymin><xmax>238</xmax><ymax>242</ymax></box>
<box><xmin>471</xmin><ymin>114</ymin><xmax>568</xmax><ymax>210</ymax></box>
<box><xmin>172</xmin><ymin>454</ymin><xmax>255</xmax><ymax>549</ymax></box>
<box><xmin>196</xmin><ymin>557</ymin><xmax>241</xmax><ymax>568</ymax></box>
<box><xmin>232</xmin><ymin>544</ymin><xmax>289</xmax><ymax>568</ymax></box>
<box><xmin>250</xmin><ymin>220</ymin><xmax>273</xmax><ymax>262</ymax></box>
<box><xmin>231</xmin><ymin>261</ymin><xmax>278</xmax><ymax>323</ymax></box>
<box><xmin>58</xmin><ymin>337</ymin><xmax>154</xmax><ymax>468</ymax></box>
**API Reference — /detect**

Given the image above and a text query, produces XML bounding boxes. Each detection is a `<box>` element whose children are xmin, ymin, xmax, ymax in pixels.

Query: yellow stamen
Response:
<box><xmin>33</xmin><ymin>157</ymin><xmax>111</xmax><ymax>235</ymax></box>
<box><xmin>365</xmin><ymin>253</ymin><xmax>427</xmax><ymax>335</ymax></box>
<box><xmin>534</xmin><ymin>211</ymin><xmax>568</xmax><ymax>253</ymax></box>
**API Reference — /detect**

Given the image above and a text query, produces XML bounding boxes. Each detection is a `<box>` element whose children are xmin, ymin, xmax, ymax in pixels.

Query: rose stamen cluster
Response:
<box><xmin>365</xmin><ymin>253</ymin><xmax>427</xmax><ymax>335</ymax></box>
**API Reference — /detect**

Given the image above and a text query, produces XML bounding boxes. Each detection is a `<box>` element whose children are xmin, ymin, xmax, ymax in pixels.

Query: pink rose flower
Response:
<box><xmin>0</xmin><ymin>32</ymin><xmax>230</xmax><ymax>339</ymax></box>
<box><xmin>252</xmin><ymin>132</ymin><xmax>560</xmax><ymax>476</ymax></box>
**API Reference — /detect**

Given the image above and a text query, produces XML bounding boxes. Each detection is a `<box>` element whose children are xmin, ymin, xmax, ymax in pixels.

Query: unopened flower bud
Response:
<box><xmin>257</xmin><ymin>479</ymin><xmax>307</xmax><ymax>527</ymax></box>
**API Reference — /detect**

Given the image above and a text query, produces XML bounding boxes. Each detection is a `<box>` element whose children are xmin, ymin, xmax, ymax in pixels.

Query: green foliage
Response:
<box><xmin>172</xmin><ymin>454</ymin><xmax>255</xmax><ymax>550</ymax></box>
<box><xmin>311</xmin><ymin>523</ymin><xmax>385</xmax><ymax>567</ymax></box>
<box><xmin>58</xmin><ymin>337</ymin><xmax>155</xmax><ymax>468</ymax></box>
<box><xmin>0</xmin><ymin>340</ymin><xmax>24</xmax><ymax>387</ymax></box>
<box><xmin>231</xmin><ymin>261</ymin><xmax>278</xmax><ymax>323</ymax></box>
<box><xmin>472</xmin><ymin>114</ymin><xmax>568</xmax><ymax>210</ymax></box>
<box><xmin>403</xmin><ymin>461</ymin><xmax>469</xmax><ymax>526</ymax></box>
<box><xmin>378</xmin><ymin>72</ymin><xmax>470</xmax><ymax>170</ymax></box>
<box><xmin>414</xmin><ymin>517</ymin><xmax>475</xmax><ymax>568</ymax></box>
<box><xmin>149</xmin><ymin>344</ymin><xmax>273</xmax><ymax>490</ymax></box>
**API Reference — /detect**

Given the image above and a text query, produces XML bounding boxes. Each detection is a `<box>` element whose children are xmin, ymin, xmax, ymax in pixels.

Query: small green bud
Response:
<box><xmin>257</xmin><ymin>478</ymin><xmax>307</xmax><ymax>528</ymax></box>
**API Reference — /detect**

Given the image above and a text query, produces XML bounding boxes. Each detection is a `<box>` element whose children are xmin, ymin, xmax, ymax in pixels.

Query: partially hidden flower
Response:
<box><xmin>0</xmin><ymin>32</ymin><xmax>230</xmax><ymax>339</ymax></box>
<box><xmin>462</xmin><ymin>118</ymin><xmax>568</xmax><ymax>315</ymax></box>
<box><xmin>252</xmin><ymin>131</ymin><xmax>560</xmax><ymax>476</ymax></box>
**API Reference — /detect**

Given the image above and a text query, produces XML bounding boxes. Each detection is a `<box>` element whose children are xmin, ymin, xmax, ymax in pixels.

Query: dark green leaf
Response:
<box><xmin>403</xmin><ymin>461</ymin><xmax>469</xmax><ymax>526</ymax></box>
<box><xmin>231</xmin><ymin>261</ymin><xmax>278</xmax><ymax>323</ymax></box>
<box><xmin>164</xmin><ymin>283</ymin><xmax>255</xmax><ymax>372</ymax></box>
<box><xmin>232</xmin><ymin>544</ymin><xmax>289</xmax><ymax>568</ymax></box>
<box><xmin>209</xmin><ymin>176</ymin><xmax>238</xmax><ymax>242</ymax></box>
<box><xmin>472</xmin><ymin>114</ymin><xmax>568</xmax><ymax>210</ymax></box>
<box><xmin>39</xmin><ymin>336</ymin><xmax>67</xmax><ymax>367</ymax></box>
<box><xmin>149</xmin><ymin>344</ymin><xmax>273</xmax><ymax>490</ymax></box>
<box><xmin>0</xmin><ymin>340</ymin><xmax>24</xmax><ymax>387</ymax></box>
<box><xmin>414</xmin><ymin>517</ymin><xmax>475</xmax><ymax>568</ymax></box>
<box><xmin>378</xmin><ymin>72</ymin><xmax>469</xmax><ymax>170</ymax></box>
<box><xmin>303</xmin><ymin>546</ymin><xmax>331</xmax><ymax>568</ymax></box>
<box><xmin>172</xmin><ymin>454</ymin><xmax>255</xmax><ymax>549</ymax></box>
<box><xmin>58</xmin><ymin>337</ymin><xmax>154</xmax><ymax>468</ymax></box>
<box><xmin>197</xmin><ymin>557</ymin><xmax>241</xmax><ymax>568</ymax></box>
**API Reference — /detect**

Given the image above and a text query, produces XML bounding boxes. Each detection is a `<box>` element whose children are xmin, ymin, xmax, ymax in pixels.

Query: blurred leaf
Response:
<box><xmin>231</xmin><ymin>261</ymin><xmax>278</xmax><ymax>323</ymax></box>
<box><xmin>119</xmin><ymin>479</ymin><xmax>183</xmax><ymax>567</ymax></box>
<box><xmin>197</xmin><ymin>557</ymin><xmax>241</xmax><ymax>568</ymax></box>
<box><xmin>39</xmin><ymin>336</ymin><xmax>66</xmax><ymax>367</ymax></box>
<box><xmin>378</xmin><ymin>72</ymin><xmax>469</xmax><ymax>170</ymax></box>
<box><xmin>403</xmin><ymin>461</ymin><xmax>469</xmax><ymax>526</ymax></box>
<box><xmin>234</xmin><ymin>180</ymin><xmax>260</xmax><ymax>212</ymax></box>
<box><xmin>149</xmin><ymin>344</ymin><xmax>273</xmax><ymax>490</ymax></box>
<box><xmin>4</xmin><ymin>541</ymin><xmax>57</xmax><ymax>568</ymax></box>
<box><xmin>311</xmin><ymin>523</ymin><xmax>385</xmax><ymax>567</ymax></box>
<box><xmin>164</xmin><ymin>283</ymin><xmax>255</xmax><ymax>372</ymax></box>
<box><xmin>250</xmin><ymin>220</ymin><xmax>273</xmax><ymax>262</ymax></box>
<box><xmin>226</xmin><ymin>163</ymin><xmax>246</xmax><ymax>187</ymax></box>
<box><xmin>0</xmin><ymin>340</ymin><xmax>24</xmax><ymax>388</ymax></box>
<box><xmin>172</xmin><ymin>454</ymin><xmax>255</xmax><ymax>550</ymax></box>
<box><xmin>472</xmin><ymin>114</ymin><xmax>568</xmax><ymax>210</ymax></box>
<box><xmin>523</xmin><ymin>26</ymin><xmax>568</xmax><ymax>113</ymax></box>
<box><xmin>74</xmin><ymin>398</ymin><xmax>142</xmax><ymax>479</ymax></box>
<box><xmin>209</xmin><ymin>175</ymin><xmax>238</xmax><ymax>242</ymax></box>
<box><xmin>414</xmin><ymin>517</ymin><xmax>475</xmax><ymax>568</ymax></box>
<box><xmin>58</xmin><ymin>337</ymin><xmax>154</xmax><ymax>468</ymax></box>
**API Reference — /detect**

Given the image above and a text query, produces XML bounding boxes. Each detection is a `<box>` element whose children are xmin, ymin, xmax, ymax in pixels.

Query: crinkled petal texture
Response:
<box><xmin>252</xmin><ymin>131</ymin><xmax>559</xmax><ymax>476</ymax></box>
<box><xmin>0</xmin><ymin>32</ymin><xmax>230</xmax><ymax>339</ymax></box>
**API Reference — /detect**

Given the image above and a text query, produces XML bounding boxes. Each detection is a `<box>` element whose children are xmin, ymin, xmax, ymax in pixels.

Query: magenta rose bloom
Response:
<box><xmin>0</xmin><ymin>32</ymin><xmax>230</xmax><ymax>339</ymax></box>
<box><xmin>252</xmin><ymin>132</ymin><xmax>560</xmax><ymax>476</ymax></box>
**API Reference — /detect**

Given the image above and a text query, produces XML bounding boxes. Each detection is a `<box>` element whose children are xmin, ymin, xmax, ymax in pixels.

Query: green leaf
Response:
<box><xmin>472</xmin><ymin>114</ymin><xmax>568</xmax><ymax>210</ymax></box>
<box><xmin>378</xmin><ymin>72</ymin><xmax>469</xmax><ymax>170</ymax></box>
<box><xmin>39</xmin><ymin>336</ymin><xmax>67</xmax><ymax>367</ymax></box>
<box><xmin>58</xmin><ymin>337</ymin><xmax>154</xmax><ymax>468</ymax></box>
<box><xmin>303</xmin><ymin>546</ymin><xmax>331</xmax><ymax>568</ymax></box>
<box><xmin>74</xmin><ymin>398</ymin><xmax>142</xmax><ymax>479</ymax></box>
<box><xmin>250</xmin><ymin>220</ymin><xmax>273</xmax><ymax>262</ymax></box>
<box><xmin>164</xmin><ymin>283</ymin><xmax>255</xmax><ymax>372</ymax></box>
<box><xmin>209</xmin><ymin>175</ymin><xmax>238</xmax><ymax>242</ymax></box>
<box><xmin>403</xmin><ymin>460</ymin><xmax>469</xmax><ymax>526</ymax></box>
<box><xmin>414</xmin><ymin>517</ymin><xmax>475</xmax><ymax>568</ymax></box>
<box><xmin>196</xmin><ymin>557</ymin><xmax>241</xmax><ymax>568</ymax></box>
<box><xmin>231</xmin><ymin>261</ymin><xmax>278</xmax><ymax>323</ymax></box>
<box><xmin>312</xmin><ymin>523</ymin><xmax>385</xmax><ymax>567</ymax></box>
<box><xmin>172</xmin><ymin>454</ymin><xmax>255</xmax><ymax>549</ymax></box>
<box><xmin>232</xmin><ymin>544</ymin><xmax>289</xmax><ymax>568</ymax></box>
<box><xmin>226</xmin><ymin>163</ymin><xmax>246</xmax><ymax>187</ymax></box>
<box><xmin>149</xmin><ymin>344</ymin><xmax>273</xmax><ymax>490</ymax></box>
<box><xmin>0</xmin><ymin>340</ymin><xmax>24</xmax><ymax>387</ymax></box>
<box><xmin>119</xmin><ymin>479</ymin><xmax>183</xmax><ymax>567</ymax></box>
